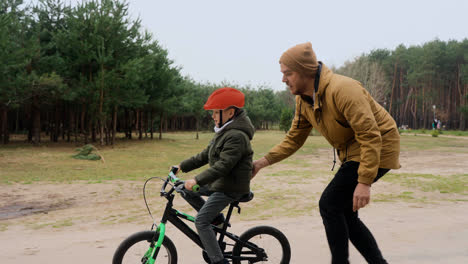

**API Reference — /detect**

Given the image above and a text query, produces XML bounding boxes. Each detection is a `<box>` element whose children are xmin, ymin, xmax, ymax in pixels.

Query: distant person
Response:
<box><xmin>175</xmin><ymin>87</ymin><xmax>255</xmax><ymax>264</ymax></box>
<box><xmin>432</xmin><ymin>119</ymin><xmax>436</xmax><ymax>130</ymax></box>
<box><xmin>437</xmin><ymin>120</ymin><xmax>441</xmax><ymax>130</ymax></box>
<box><xmin>252</xmin><ymin>42</ymin><xmax>400</xmax><ymax>263</ymax></box>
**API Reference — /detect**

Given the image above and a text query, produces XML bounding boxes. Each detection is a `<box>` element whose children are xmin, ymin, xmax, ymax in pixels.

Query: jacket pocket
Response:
<box><xmin>335</xmin><ymin>119</ymin><xmax>350</xmax><ymax>128</ymax></box>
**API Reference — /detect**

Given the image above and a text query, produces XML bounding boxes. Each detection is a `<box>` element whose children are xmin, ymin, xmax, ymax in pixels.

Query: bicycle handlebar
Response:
<box><xmin>161</xmin><ymin>167</ymin><xmax>200</xmax><ymax>194</ymax></box>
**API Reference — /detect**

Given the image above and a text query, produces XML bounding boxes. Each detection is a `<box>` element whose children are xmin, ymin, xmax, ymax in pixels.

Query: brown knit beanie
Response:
<box><xmin>279</xmin><ymin>42</ymin><xmax>319</xmax><ymax>76</ymax></box>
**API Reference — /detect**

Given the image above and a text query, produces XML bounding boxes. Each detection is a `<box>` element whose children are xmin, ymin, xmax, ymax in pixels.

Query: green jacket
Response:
<box><xmin>265</xmin><ymin>64</ymin><xmax>400</xmax><ymax>185</ymax></box>
<box><xmin>180</xmin><ymin>109</ymin><xmax>255</xmax><ymax>194</ymax></box>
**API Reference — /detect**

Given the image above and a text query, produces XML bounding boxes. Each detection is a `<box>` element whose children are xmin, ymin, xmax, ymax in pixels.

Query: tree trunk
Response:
<box><xmin>105</xmin><ymin>121</ymin><xmax>110</xmax><ymax>145</ymax></box>
<box><xmin>124</xmin><ymin>109</ymin><xmax>131</xmax><ymax>139</ymax></box>
<box><xmin>1</xmin><ymin>106</ymin><xmax>8</xmax><ymax>144</ymax></box>
<box><xmin>62</xmin><ymin>106</ymin><xmax>66</xmax><ymax>141</ymax></box>
<box><xmin>15</xmin><ymin>108</ymin><xmax>19</xmax><ymax>133</ymax></box>
<box><xmin>389</xmin><ymin>62</ymin><xmax>397</xmax><ymax>113</ymax></box>
<box><xmin>112</xmin><ymin>105</ymin><xmax>117</xmax><ymax>145</ymax></box>
<box><xmin>53</xmin><ymin>104</ymin><xmax>60</xmax><ymax>142</ymax></box>
<box><xmin>412</xmin><ymin>95</ymin><xmax>417</xmax><ymax>128</ymax></box>
<box><xmin>448</xmin><ymin>74</ymin><xmax>453</xmax><ymax>129</ymax></box>
<box><xmin>91</xmin><ymin>121</ymin><xmax>96</xmax><ymax>142</ymax></box>
<box><xmin>397</xmin><ymin>68</ymin><xmax>404</xmax><ymax>125</ymax></box>
<box><xmin>74</xmin><ymin>110</ymin><xmax>79</xmax><ymax>143</ymax></box>
<box><xmin>403</xmin><ymin>88</ymin><xmax>413</xmax><ymax>126</ymax></box>
<box><xmin>31</xmin><ymin>97</ymin><xmax>41</xmax><ymax>144</ymax></box>
<box><xmin>150</xmin><ymin>111</ymin><xmax>154</xmax><ymax>139</ymax></box>
<box><xmin>128</xmin><ymin>110</ymin><xmax>133</xmax><ymax>139</ymax></box>
<box><xmin>68</xmin><ymin>108</ymin><xmax>74</xmax><ymax>142</ymax></box>
<box><xmin>99</xmin><ymin>116</ymin><xmax>104</xmax><ymax>146</ymax></box>
<box><xmin>135</xmin><ymin>110</ymin><xmax>140</xmax><ymax>139</ymax></box>
<box><xmin>159</xmin><ymin>111</ymin><xmax>163</xmax><ymax>140</ymax></box>
<box><xmin>82</xmin><ymin>105</ymin><xmax>88</xmax><ymax>144</ymax></box>
<box><xmin>99</xmin><ymin>64</ymin><xmax>105</xmax><ymax>146</ymax></box>
<box><xmin>460</xmin><ymin>84</ymin><xmax>467</xmax><ymax>130</ymax></box>
<box><xmin>138</xmin><ymin>110</ymin><xmax>143</xmax><ymax>140</ymax></box>
<box><xmin>28</xmin><ymin>111</ymin><xmax>32</xmax><ymax>142</ymax></box>
<box><xmin>144</xmin><ymin>111</ymin><xmax>148</xmax><ymax>138</ymax></box>
<box><xmin>458</xmin><ymin>64</ymin><xmax>466</xmax><ymax>130</ymax></box>
<box><xmin>195</xmin><ymin>117</ymin><xmax>199</xmax><ymax>140</ymax></box>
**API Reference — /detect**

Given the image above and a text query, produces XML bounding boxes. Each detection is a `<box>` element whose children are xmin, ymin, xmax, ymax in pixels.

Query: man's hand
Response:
<box><xmin>184</xmin><ymin>179</ymin><xmax>197</xmax><ymax>191</ymax></box>
<box><xmin>353</xmin><ymin>183</ymin><xmax>371</xmax><ymax>212</ymax></box>
<box><xmin>252</xmin><ymin>157</ymin><xmax>270</xmax><ymax>179</ymax></box>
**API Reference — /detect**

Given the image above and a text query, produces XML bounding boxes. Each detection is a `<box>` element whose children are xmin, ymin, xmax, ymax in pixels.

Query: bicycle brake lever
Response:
<box><xmin>174</xmin><ymin>183</ymin><xmax>186</xmax><ymax>195</ymax></box>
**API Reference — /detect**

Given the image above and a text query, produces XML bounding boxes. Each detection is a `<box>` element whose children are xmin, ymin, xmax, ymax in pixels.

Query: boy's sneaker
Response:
<box><xmin>211</xmin><ymin>213</ymin><xmax>230</xmax><ymax>229</ymax></box>
<box><xmin>213</xmin><ymin>259</ymin><xmax>229</xmax><ymax>264</ymax></box>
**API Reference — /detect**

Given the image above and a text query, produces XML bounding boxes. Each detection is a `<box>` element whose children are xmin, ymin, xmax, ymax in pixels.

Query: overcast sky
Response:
<box><xmin>37</xmin><ymin>0</ymin><xmax>468</xmax><ymax>91</ymax></box>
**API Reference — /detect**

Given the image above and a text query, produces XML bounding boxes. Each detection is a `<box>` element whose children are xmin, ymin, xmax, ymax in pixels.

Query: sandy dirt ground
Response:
<box><xmin>1</xmin><ymin>148</ymin><xmax>468</xmax><ymax>263</ymax></box>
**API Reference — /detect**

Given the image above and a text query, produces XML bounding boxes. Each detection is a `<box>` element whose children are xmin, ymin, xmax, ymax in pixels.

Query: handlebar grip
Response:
<box><xmin>192</xmin><ymin>184</ymin><xmax>200</xmax><ymax>192</ymax></box>
<box><xmin>171</xmin><ymin>166</ymin><xmax>179</xmax><ymax>174</ymax></box>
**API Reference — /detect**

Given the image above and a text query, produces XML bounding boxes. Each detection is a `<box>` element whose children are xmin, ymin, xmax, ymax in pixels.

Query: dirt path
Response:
<box><xmin>1</xmin><ymin>147</ymin><xmax>468</xmax><ymax>263</ymax></box>
<box><xmin>1</xmin><ymin>202</ymin><xmax>467</xmax><ymax>264</ymax></box>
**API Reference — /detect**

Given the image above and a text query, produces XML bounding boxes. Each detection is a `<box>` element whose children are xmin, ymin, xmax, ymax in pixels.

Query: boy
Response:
<box><xmin>176</xmin><ymin>87</ymin><xmax>255</xmax><ymax>264</ymax></box>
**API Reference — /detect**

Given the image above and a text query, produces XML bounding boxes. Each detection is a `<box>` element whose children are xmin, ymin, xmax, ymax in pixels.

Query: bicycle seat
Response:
<box><xmin>238</xmin><ymin>192</ymin><xmax>254</xmax><ymax>203</ymax></box>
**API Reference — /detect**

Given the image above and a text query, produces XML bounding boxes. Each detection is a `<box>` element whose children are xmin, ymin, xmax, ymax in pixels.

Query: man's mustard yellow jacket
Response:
<box><xmin>265</xmin><ymin>64</ymin><xmax>400</xmax><ymax>185</ymax></box>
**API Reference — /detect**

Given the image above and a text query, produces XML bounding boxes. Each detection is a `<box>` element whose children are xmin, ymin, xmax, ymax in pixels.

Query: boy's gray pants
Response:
<box><xmin>182</xmin><ymin>186</ymin><xmax>241</xmax><ymax>263</ymax></box>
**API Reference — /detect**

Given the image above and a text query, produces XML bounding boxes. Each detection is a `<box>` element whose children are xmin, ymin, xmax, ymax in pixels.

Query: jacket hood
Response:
<box><xmin>223</xmin><ymin>109</ymin><xmax>255</xmax><ymax>139</ymax></box>
<box><xmin>303</xmin><ymin>62</ymin><xmax>333</xmax><ymax>113</ymax></box>
<box><xmin>315</xmin><ymin>64</ymin><xmax>333</xmax><ymax>105</ymax></box>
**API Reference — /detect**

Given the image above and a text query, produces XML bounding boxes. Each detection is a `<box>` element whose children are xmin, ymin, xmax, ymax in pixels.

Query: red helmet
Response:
<box><xmin>203</xmin><ymin>87</ymin><xmax>245</xmax><ymax>110</ymax></box>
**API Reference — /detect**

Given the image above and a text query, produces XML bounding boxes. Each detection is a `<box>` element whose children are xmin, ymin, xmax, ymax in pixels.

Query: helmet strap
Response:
<box><xmin>217</xmin><ymin>108</ymin><xmax>238</xmax><ymax>128</ymax></box>
<box><xmin>218</xmin><ymin>110</ymin><xmax>223</xmax><ymax>128</ymax></box>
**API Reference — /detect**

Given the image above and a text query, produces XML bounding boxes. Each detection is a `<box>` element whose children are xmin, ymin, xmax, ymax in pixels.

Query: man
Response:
<box><xmin>252</xmin><ymin>42</ymin><xmax>400</xmax><ymax>263</ymax></box>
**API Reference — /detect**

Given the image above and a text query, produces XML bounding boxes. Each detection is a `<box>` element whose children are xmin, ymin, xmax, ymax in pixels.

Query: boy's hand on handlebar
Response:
<box><xmin>184</xmin><ymin>179</ymin><xmax>197</xmax><ymax>191</ymax></box>
<box><xmin>170</xmin><ymin>165</ymin><xmax>181</xmax><ymax>175</ymax></box>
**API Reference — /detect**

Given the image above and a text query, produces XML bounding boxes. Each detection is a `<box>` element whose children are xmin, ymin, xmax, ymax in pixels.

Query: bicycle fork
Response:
<box><xmin>143</xmin><ymin>223</ymin><xmax>166</xmax><ymax>264</ymax></box>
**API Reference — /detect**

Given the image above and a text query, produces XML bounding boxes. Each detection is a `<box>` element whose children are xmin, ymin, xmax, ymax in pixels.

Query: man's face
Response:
<box><xmin>280</xmin><ymin>63</ymin><xmax>307</xmax><ymax>95</ymax></box>
<box><xmin>211</xmin><ymin>108</ymin><xmax>235</xmax><ymax>127</ymax></box>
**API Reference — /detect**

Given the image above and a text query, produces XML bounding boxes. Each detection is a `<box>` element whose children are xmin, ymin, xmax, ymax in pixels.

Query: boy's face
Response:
<box><xmin>211</xmin><ymin>108</ymin><xmax>235</xmax><ymax>127</ymax></box>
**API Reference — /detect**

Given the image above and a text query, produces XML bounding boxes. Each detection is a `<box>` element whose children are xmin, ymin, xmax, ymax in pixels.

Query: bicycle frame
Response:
<box><xmin>145</xmin><ymin>173</ymin><xmax>267</xmax><ymax>263</ymax></box>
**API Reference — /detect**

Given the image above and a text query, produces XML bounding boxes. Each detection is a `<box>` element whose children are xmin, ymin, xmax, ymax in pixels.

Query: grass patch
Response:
<box><xmin>3</xmin><ymin>130</ymin><xmax>468</xmax><ymax>230</ymax></box>
<box><xmin>52</xmin><ymin>219</ymin><xmax>74</xmax><ymax>228</ymax></box>
<box><xmin>399</xmin><ymin>134</ymin><xmax>468</xmax><ymax>152</ymax></box>
<box><xmin>0</xmin><ymin>131</ymin><xmax>331</xmax><ymax>183</ymax></box>
<box><xmin>374</xmin><ymin>192</ymin><xmax>428</xmax><ymax>203</ymax></box>
<box><xmin>1</xmin><ymin>130</ymin><xmax>468</xmax><ymax>225</ymax></box>
<box><xmin>28</xmin><ymin>218</ymin><xmax>74</xmax><ymax>230</ymax></box>
<box><xmin>238</xmin><ymin>193</ymin><xmax>317</xmax><ymax>221</ymax></box>
<box><xmin>0</xmin><ymin>223</ymin><xmax>8</xmax><ymax>232</ymax></box>
<box><xmin>2</xmin><ymin>131</ymin><xmax>467</xmax><ymax>183</ymax></box>
<box><xmin>382</xmin><ymin>173</ymin><xmax>468</xmax><ymax>195</ymax></box>
<box><xmin>401</xmin><ymin>129</ymin><xmax>468</xmax><ymax>137</ymax></box>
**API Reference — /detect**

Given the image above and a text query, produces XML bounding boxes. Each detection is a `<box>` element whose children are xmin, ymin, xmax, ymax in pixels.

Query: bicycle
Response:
<box><xmin>112</xmin><ymin>167</ymin><xmax>291</xmax><ymax>264</ymax></box>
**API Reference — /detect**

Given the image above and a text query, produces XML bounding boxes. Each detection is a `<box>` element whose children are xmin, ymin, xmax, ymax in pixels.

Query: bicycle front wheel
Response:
<box><xmin>232</xmin><ymin>225</ymin><xmax>291</xmax><ymax>264</ymax></box>
<box><xmin>112</xmin><ymin>230</ymin><xmax>177</xmax><ymax>264</ymax></box>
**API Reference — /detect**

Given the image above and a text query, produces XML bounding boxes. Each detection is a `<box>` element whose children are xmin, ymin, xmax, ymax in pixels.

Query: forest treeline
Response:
<box><xmin>1</xmin><ymin>0</ymin><xmax>467</xmax><ymax>146</ymax></box>
<box><xmin>336</xmin><ymin>39</ymin><xmax>468</xmax><ymax>132</ymax></box>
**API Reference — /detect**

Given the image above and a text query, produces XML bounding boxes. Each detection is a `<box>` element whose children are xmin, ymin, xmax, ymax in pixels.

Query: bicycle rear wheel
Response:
<box><xmin>232</xmin><ymin>225</ymin><xmax>291</xmax><ymax>264</ymax></box>
<box><xmin>112</xmin><ymin>230</ymin><xmax>177</xmax><ymax>264</ymax></box>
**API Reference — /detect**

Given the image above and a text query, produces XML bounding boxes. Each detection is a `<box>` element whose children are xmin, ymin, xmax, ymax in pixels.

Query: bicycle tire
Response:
<box><xmin>232</xmin><ymin>225</ymin><xmax>291</xmax><ymax>264</ymax></box>
<box><xmin>112</xmin><ymin>230</ymin><xmax>178</xmax><ymax>264</ymax></box>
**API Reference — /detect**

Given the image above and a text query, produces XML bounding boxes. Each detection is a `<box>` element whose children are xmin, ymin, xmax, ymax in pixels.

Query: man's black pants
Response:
<box><xmin>319</xmin><ymin>161</ymin><xmax>389</xmax><ymax>264</ymax></box>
